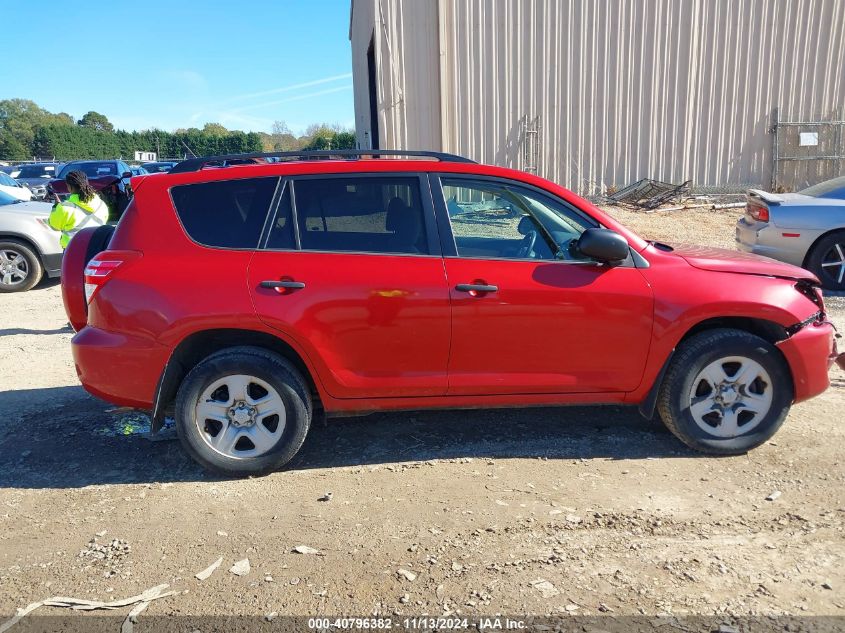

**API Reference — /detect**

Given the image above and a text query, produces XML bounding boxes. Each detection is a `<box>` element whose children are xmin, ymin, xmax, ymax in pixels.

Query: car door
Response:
<box><xmin>248</xmin><ymin>173</ymin><xmax>451</xmax><ymax>399</ymax></box>
<box><xmin>433</xmin><ymin>175</ymin><xmax>654</xmax><ymax>395</ymax></box>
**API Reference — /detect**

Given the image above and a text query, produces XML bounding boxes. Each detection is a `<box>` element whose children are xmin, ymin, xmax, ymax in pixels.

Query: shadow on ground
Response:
<box><xmin>0</xmin><ymin>324</ymin><xmax>73</xmax><ymax>336</ymax></box>
<box><xmin>0</xmin><ymin>386</ymin><xmax>696</xmax><ymax>490</ymax></box>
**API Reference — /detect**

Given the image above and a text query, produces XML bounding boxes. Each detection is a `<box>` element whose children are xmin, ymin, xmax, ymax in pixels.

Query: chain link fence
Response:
<box><xmin>773</xmin><ymin>108</ymin><xmax>845</xmax><ymax>192</ymax></box>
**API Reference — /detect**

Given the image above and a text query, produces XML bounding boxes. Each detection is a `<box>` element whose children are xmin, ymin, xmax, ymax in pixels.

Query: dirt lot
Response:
<box><xmin>1</xmin><ymin>208</ymin><xmax>844</xmax><ymax>631</ymax></box>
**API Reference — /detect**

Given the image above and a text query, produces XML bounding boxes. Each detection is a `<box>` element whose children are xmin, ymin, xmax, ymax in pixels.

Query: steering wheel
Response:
<box><xmin>518</xmin><ymin>230</ymin><xmax>537</xmax><ymax>258</ymax></box>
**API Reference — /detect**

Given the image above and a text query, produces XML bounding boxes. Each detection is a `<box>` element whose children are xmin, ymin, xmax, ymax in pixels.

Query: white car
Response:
<box><xmin>0</xmin><ymin>190</ymin><xmax>62</xmax><ymax>292</ymax></box>
<box><xmin>0</xmin><ymin>171</ymin><xmax>33</xmax><ymax>201</ymax></box>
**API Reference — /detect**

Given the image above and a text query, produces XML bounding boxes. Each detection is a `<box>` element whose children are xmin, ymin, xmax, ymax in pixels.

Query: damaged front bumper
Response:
<box><xmin>776</xmin><ymin>319</ymin><xmax>841</xmax><ymax>403</ymax></box>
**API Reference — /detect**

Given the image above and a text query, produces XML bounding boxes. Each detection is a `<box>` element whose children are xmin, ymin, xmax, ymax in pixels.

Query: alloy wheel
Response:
<box><xmin>194</xmin><ymin>374</ymin><xmax>286</xmax><ymax>459</ymax></box>
<box><xmin>820</xmin><ymin>241</ymin><xmax>845</xmax><ymax>286</ymax></box>
<box><xmin>0</xmin><ymin>249</ymin><xmax>29</xmax><ymax>287</ymax></box>
<box><xmin>688</xmin><ymin>356</ymin><xmax>773</xmax><ymax>438</ymax></box>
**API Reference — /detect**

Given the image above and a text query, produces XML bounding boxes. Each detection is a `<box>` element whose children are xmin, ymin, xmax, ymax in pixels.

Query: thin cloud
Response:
<box><xmin>232</xmin><ymin>85</ymin><xmax>352</xmax><ymax>113</ymax></box>
<box><xmin>224</xmin><ymin>73</ymin><xmax>352</xmax><ymax>103</ymax></box>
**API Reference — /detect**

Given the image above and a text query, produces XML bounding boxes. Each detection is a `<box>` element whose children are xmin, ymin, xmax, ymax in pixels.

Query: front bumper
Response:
<box><xmin>72</xmin><ymin>326</ymin><xmax>169</xmax><ymax>409</ymax></box>
<box><xmin>776</xmin><ymin>321</ymin><xmax>838</xmax><ymax>403</ymax></box>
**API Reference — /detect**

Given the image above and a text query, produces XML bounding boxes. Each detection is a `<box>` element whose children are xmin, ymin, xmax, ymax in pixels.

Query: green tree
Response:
<box><xmin>77</xmin><ymin>111</ymin><xmax>114</xmax><ymax>132</ymax></box>
<box><xmin>269</xmin><ymin>120</ymin><xmax>300</xmax><ymax>151</ymax></box>
<box><xmin>202</xmin><ymin>122</ymin><xmax>229</xmax><ymax>137</ymax></box>
<box><xmin>0</xmin><ymin>133</ymin><xmax>29</xmax><ymax>160</ymax></box>
<box><xmin>0</xmin><ymin>98</ymin><xmax>73</xmax><ymax>158</ymax></box>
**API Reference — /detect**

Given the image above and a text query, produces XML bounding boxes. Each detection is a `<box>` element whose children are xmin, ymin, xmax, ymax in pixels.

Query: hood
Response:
<box><xmin>668</xmin><ymin>244</ymin><xmax>819</xmax><ymax>283</ymax></box>
<box><xmin>0</xmin><ymin>200</ymin><xmax>53</xmax><ymax>217</ymax></box>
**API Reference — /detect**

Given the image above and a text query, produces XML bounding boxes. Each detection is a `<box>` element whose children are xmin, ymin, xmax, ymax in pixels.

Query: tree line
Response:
<box><xmin>0</xmin><ymin>99</ymin><xmax>356</xmax><ymax>162</ymax></box>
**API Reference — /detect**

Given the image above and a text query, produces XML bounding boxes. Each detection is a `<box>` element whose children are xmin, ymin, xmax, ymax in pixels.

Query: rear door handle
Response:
<box><xmin>455</xmin><ymin>283</ymin><xmax>498</xmax><ymax>293</ymax></box>
<box><xmin>260</xmin><ymin>280</ymin><xmax>306</xmax><ymax>290</ymax></box>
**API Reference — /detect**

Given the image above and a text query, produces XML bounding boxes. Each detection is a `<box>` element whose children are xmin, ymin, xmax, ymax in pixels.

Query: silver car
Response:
<box><xmin>0</xmin><ymin>189</ymin><xmax>62</xmax><ymax>292</ymax></box>
<box><xmin>14</xmin><ymin>162</ymin><xmax>62</xmax><ymax>200</ymax></box>
<box><xmin>736</xmin><ymin>175</ymin><xmax>845</xmax><ymax>290</ymax></box>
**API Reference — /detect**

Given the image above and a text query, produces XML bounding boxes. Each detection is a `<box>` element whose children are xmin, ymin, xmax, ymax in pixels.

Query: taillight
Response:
<box><xmin>84</xmin><ymin>258</ymin><xmax>123</xmax><ymax>303</ymax></box>
<box><xmin>747</xmin><ymin>203</ymin><xmax>770</xmax><ymax>222</ymax></box>
<box><xmin>83</xmin><ymin>252</ymin><xmax>141</xmax><ymax>303</ymax></box>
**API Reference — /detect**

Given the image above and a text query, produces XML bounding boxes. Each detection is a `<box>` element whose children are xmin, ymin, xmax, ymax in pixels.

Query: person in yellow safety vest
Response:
<box><xmin>48</xmin><ymin>170</ymin><xmax>109</xmax><ymax>249</ymax></box>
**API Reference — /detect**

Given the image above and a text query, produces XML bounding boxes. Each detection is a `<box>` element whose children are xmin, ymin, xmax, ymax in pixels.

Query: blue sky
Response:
<box><xmin>4</xmin><ymin>1</ymin><xmax>354</xmax><ymax>134</ymax></box>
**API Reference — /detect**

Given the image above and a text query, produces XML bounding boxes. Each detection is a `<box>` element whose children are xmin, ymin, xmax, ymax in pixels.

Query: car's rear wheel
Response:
<box><xmin>806</xmin><ymin>230</ymin><xmax>845</xmax><ymax>291</ymax></box>
<box><xmin>657</xmin><ymin>329</ymin><xmax>793</xmax><ymax>454</ymax></box>
<box><xmin>174</xmin><ymin>346</ymin><xmax>312</xmax><ymax>476</ymax></box>
<box><xmin>0</xmin><ymin>240</ymin><xmax>42</xmax><ymax>293</ymax></box>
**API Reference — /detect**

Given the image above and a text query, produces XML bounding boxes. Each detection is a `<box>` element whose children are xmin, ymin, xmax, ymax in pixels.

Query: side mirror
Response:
<box><xmin>122</xmin><ymin>171</ymin><xmax>132</xmax><ymax>179</ymax></box>
<box><xmin>575</xmin><ymin>228</ymin><xmax>629</xmax><ymax>263</ymax></box>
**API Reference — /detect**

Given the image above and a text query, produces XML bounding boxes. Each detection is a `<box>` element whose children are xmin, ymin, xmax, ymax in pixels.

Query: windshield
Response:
<box><xmin>17</xmin><ymin>164</ymin><xmax>56</xmax><ymax>179</ymax></box>
<box><xmin>800</xmin><ymin>175</ymin><xmax>845</xmax><ymax>199</ymax></box>
<box><xmin>58</xmin><ymin>162</ymin><xmax>117</xmax><ymax>178</ymax></box>
<box><xmin>143</xmin><ymin>163</ymin><xmax>174</xmax><ymax>173</ymax></box>
<box><xmin>0</xmin><ymin>190</ymin><xmax>21</xmax><ymax>206</ymax></box>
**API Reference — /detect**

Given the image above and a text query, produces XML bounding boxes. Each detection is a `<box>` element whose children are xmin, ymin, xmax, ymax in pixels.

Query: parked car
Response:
<box><xmin>13</xmin><ymin>162</ymin><xmax>62</xmax><ymax>200</ymax></box>
<box><xmin>62</xmin><ymin>150</ymin><xmax>842</xmax><ymax>475</ymax></box>
<box><xmin>0</xmin><ymin>171</ymin><xmax>33</xmax><ymax>201</ymax></box>
<box><xmin>736</xmin><ymin>175</ymin><xmax>845</xmax><ymax>290</ymax></box>
<box><xmin>47</xmin><ymin>160</ymin><xmax>134</xmax><ymax>220</ymax></box>
<box><xmin>141</xmin><ymin>161</ymin><xmax>178</xmax><ymax>173</ymax></box>
<box><xmin>0</xmin><ymin>189</ymin><xmax>61</xmax><ymax>292</ymax></box>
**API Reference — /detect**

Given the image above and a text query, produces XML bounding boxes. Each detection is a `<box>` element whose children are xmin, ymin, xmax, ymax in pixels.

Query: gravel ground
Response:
<box><xmin>0</xmin><ymin>208</ymin><xmax>843</xmax><ymax>631</ymax></box>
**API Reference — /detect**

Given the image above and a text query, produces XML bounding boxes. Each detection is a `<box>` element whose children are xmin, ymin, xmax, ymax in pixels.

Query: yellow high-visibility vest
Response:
<box><xmin>49</xmin><ymin>193</ymin><xmax>109</xmax><ymax>248</ymax></box>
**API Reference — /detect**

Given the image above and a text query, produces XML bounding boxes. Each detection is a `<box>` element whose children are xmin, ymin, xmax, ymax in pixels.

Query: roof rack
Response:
<box><xmin>169</xmin><ymin>149</ymin><xmax>475</xmax><ymax>174</ymax></box>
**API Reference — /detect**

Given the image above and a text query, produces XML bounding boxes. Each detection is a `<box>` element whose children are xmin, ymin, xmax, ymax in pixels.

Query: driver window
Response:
<box><xmin>441</xmin><ymin>179</ymin><xmax>555</xmax><ymax>260</ymax></box>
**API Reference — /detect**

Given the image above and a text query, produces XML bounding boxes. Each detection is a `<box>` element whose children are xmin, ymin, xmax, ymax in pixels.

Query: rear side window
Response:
<box><xmin>171</xmin><ymin>177</ymin><xmax>279</xmax><ymax>249</ymax></box>
<box><xmin>293</xmin><ymin>176</ymin><xmax>428</xmax><ymax>255</ymax></box>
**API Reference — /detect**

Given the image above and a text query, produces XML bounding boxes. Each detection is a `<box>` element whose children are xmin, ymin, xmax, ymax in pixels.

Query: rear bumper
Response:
<box><xmin>776</xmin><ymin>321</ymin><xmax>838</xmax><ymax>403</ymax></box>
<box><xmin>735</xmin><ymin>218</ymin><xmax>807</xmax><ymax>267</ymax></box>
<box><xmin>72</xmin><ymin>326</ymin><xmax>169</xmax><ymax>409</ymax></box>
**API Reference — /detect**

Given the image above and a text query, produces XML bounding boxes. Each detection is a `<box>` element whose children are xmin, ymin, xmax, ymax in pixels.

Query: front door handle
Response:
<box><xmin>260</xmin><ymin>280</ymin><xmax>306</xmax><ymax>290</ymax></box>
<box><xmin>455</xmin><ymin>283</ymin><xmax>498</xmax><ymax>293</ymax></box>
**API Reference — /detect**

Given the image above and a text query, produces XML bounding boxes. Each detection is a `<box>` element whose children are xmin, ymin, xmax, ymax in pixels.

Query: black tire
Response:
<box><xmin>656</xmin><ymin>329</ymin><xmax>793</xmax><ymax>455</ymax></box>
<box><xmin>0</xmin><ymin>239</ymin><xmax>43</xmax><ymax>293</ymax></box>
<box><xmin>175</xmin><ymin>346</ymin><xmax>312</xmax><ymax>476</ymax></box>
<box><xmin>806</xmin><ymin>230</ymin><xmax>845</xmax><ymax>291</ymax></box>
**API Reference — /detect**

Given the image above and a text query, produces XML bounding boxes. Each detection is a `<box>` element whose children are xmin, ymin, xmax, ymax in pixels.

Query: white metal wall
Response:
<box><xmin>350</xmin><ymin>0</ymin><xmax>442</xmax><ymax>152</ymax></box>
<box><xmin>351</xmin><ymin>0</ymin><xmax>845</xmax><ymax>194</ymax></box>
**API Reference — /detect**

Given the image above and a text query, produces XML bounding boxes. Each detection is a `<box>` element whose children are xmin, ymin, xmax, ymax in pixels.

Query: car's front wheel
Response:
<box><xmin>175</xmin><ymin>346</ymin><xmax>312</xmax><ymax>476</ymax></box>
<box><xmin>0</xmin><ymin>240</ymin><xmax>43</xmax><ymax>293</ymax></box>
<box><xmin>657</xmin><ymin>329</ymin><xmax>793</xmax><ymax>454</ymax></box>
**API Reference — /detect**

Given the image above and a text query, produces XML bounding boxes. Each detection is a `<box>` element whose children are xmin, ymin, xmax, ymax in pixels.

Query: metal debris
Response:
<box><xmin>292</xmin><ymin>545</ymin><xmax>320</xmax><ymax>555</ymax></box>
<box><xmin>194</xmin><ymin>557</ymin><xmax>223</xmax><ymax>581</ymax></box>
<box><xmin>606</xmin><ymin>178</ymin><xmax>692</xmax><ymax>210</ymax></box>
<box><xmin>766</xmin><ymin>491</ymin><xmax>782</xmax><ymax>501</ymax></box>
<box><xmin>318</xmin><ymin>492</ymin><xmax>333</xmax><ymax>502</ymax></box>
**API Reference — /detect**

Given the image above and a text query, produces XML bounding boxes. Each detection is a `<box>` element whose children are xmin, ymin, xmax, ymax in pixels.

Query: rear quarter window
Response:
<box><xmin>170</xmin><ymin>177</ymin><xmax>279</xmax><ymax>249</ymax></box>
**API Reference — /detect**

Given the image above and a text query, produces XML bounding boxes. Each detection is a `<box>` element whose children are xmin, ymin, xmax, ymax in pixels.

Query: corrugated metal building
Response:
<box><xmin>350</xmin><ymin>0</ymin><xmax>845</xmax><ymax>195</ymax></box>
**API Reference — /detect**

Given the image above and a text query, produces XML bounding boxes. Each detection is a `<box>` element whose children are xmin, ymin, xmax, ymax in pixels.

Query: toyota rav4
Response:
<box><xmin>61</xmin><ymin>150</ymin><xmax>843</xmax><ymax>475</ymax></box>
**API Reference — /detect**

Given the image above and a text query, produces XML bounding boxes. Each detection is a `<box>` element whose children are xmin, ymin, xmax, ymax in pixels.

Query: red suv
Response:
<box><xmin>62</xmin><ymin>150</ymin><xmax>842</xmax><ymax>475</ymax></box>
